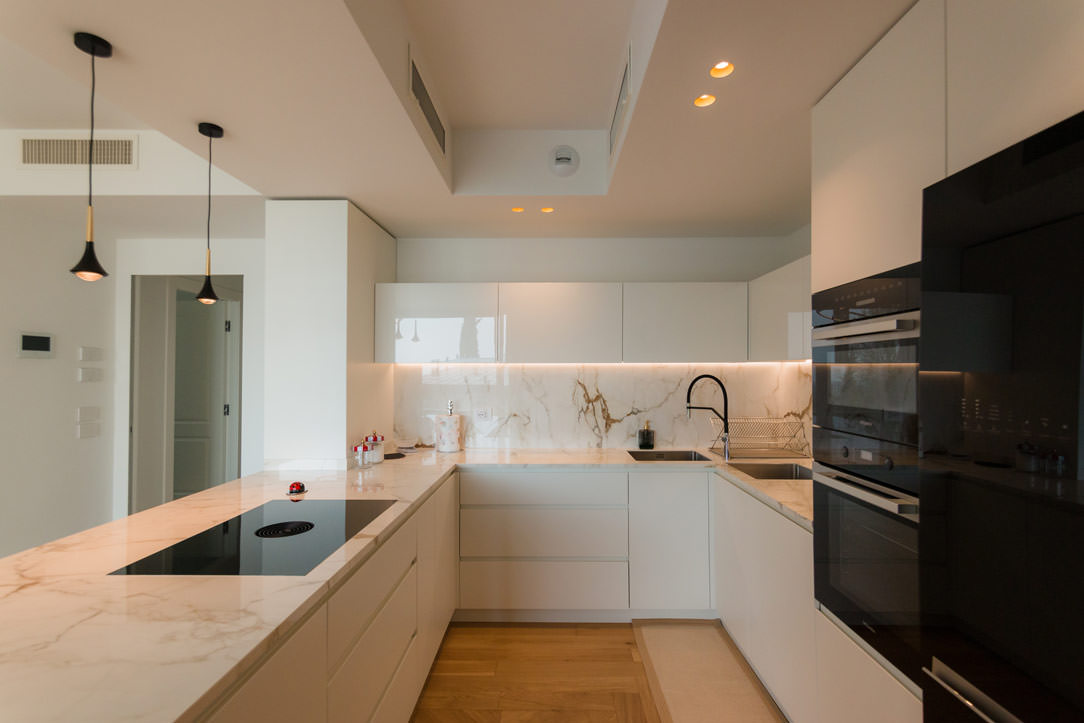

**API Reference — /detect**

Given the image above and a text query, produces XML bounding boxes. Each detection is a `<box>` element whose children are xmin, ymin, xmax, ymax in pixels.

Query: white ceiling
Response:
<box><xmin>0</xmin><ymin>0</ymin><xmax>916</xmax><ymax>239</ymax></box>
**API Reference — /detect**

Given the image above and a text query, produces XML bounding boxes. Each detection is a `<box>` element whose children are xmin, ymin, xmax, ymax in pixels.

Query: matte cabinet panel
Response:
<box><xmin>499</xmin><ymin>282</ymin><xmax>622</xmax><ymax>362</ymax></box>
<box><xmin>815</xmin><ymin>611</ymin><xmax>921</xmax><ymax>723</ymax></box>
<box><xmin>416</xmin><ymin>474</ymin><xmax>459</xmax><ymax>683</ymax></box>
<box><xmin>946</xmin><ymin>0</ymin><xmax>1084</xmax><ymax>175</ymax></box>
<box><xmin>629</xmin><ymin>472</ymin><xmax>710</xmax><ymax>609</ymax></box>
<box><xmin>811</xmin><ymin>0</ymin><xmax>945</xmax><ymax>292</ymax></box>
<box><xmin>370</xmin><ymin>636</ymin><xmax>422</xmax><ymax>723</ymax></box>
<box><xmin>714</xmin><ymin>474</ymin><xmax>817</xmax><ymax>723</ymax></box>
<box><xmin>460</xmin><ymin>561</ymin><xmax>630</xmax><ymax>609</ymax></box>
<box><xmin>461</xmin><ymin>470</ymin><xmax>628</xmax><ymax>506</ymax></box>
<box><xmin>375</xmin><ymin>283</ymin><xmax>498</xmax><ymax>363</ymax></box>
<box><xmin>208</xmin><ymin>605</ymin><xmax>328</xmax><ymax>723</ymax></box>
<box><xmin>461</xmin><ymin>507</ymin><xmax>628</xmax><ymax>558</ymax></box>
<box><xmin>622</xmin><ymin>282</ymin><xmax>748</xmax><ymax>362</ymax></box>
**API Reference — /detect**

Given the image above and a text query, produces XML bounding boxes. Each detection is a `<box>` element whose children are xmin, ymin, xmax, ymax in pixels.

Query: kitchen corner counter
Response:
<box><xmin>713</xmin><ymin>463</ymin><xmax>814</xmax><ymax>532</ymax></box>
<box><xmin>0</xmin><ymin>447</ymin><xmax>811</xmax><ymax>722</ymax></box>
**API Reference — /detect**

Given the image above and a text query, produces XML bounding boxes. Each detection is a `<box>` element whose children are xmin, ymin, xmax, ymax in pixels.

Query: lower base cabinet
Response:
<box><xmin>713</xmin><ymin>474</ymin><xmax>816</xmax><ymax>723</ymax></box>
<box><xmin>815</xmin><ymin>611</ymin><xmax>921</xmax><ymax>723</ymax></box>
<box><xmin>460</xmin><ymin>560</ymin><xmax>630</xmax><ymax>609</ymax></box>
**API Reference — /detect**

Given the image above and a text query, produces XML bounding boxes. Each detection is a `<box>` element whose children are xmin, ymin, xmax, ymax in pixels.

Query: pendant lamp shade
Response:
<box><xmin>70</xmin><ymin>32</ymin><xmax>112</xmax><ymax>282</ymax></box>
<box><xmin>195</xmin><ymin>122</ymin><xmax>223</xmax><ymax>305</ymax></box>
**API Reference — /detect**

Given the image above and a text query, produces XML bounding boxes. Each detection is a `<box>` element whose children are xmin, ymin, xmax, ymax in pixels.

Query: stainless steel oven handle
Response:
<box><xmin>922</xmin><ymin>658</ymin><xmax>1023</xmax><ymax>723</ymax></box>
<box><xmin>813</xmin><ymin>469</ymin><xmax>919</xmax><ymax>517</ymax></box>
<box><xmin>811</xmin><ymin>313</ymin><xmax>919</xmax><ymax>342</ymax></box>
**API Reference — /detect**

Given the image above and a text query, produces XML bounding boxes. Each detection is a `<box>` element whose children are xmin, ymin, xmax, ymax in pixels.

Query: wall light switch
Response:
<box><xmin>77</xmin><ymin>406</ymin><xmax>101</xmax><ymax>423</ymax></box>
<box><xmin>475</xmin><ymin>407</ymin><xmax>492</xmax><ymax>421</ymax></box>
<box><xmin>78</xmin><ymin>367</ymin><xmax>104</xmax><ymax>383</ymax></box>
<box><xmin>76</xmin><ymin>422</ymin><xmax>101</xmax><ymax>439</ymax></box>
<box><xmin>78</xmin><ymin>346</ymin><xmax>104</xmax><ymax>362</ymax></box>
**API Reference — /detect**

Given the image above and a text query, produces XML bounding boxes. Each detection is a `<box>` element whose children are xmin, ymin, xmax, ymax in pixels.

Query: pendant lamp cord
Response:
<box><xmin>88</xmin><ymin>53</ymin><xmax>95</xmax><ymax>207</ymax></box>
<box><xmin>206</xmin><ymin>134</ymin><xmax>212</xmax><ymax>253</ymax></box>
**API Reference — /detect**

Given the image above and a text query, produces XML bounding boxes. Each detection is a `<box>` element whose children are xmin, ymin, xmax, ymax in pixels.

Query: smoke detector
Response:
<box><xmin>550</xmin><ymin>145</ymin><xmax>580</xmax><ymax>177</ymax></box>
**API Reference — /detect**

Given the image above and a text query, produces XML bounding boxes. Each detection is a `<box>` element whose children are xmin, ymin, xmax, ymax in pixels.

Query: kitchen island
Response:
<box><xmin>0</xmin><ymin>448</ymin><xmax>811</xmax><ymax>722</ymax></box>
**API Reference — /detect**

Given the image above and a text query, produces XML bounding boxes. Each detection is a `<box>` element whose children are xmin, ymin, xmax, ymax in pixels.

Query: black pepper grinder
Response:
<box><xmin>638</xmin><ymin>420</ymin><xmax>655</xmax><ymax>450</ymax></box>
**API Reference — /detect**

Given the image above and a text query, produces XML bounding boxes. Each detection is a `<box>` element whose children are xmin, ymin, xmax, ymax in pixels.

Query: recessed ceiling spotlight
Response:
<box><xmin>540</xmin><ymin>207</ymin><xmax>555</xmax><ymax>213</ymax></box>
<box><xmin>710</xmin><ymin>61</ymin><xmax>734</xmax><ymax>78</ymax></box>
<box><xmin>512</xmin><ymin>207</ymin><xmax>525</xmax><ymax>213</ymax></box>
<box><xmin>694</xmin><ymin>94</ymin><xmax>716</xmax><ymax>108</ymax></box>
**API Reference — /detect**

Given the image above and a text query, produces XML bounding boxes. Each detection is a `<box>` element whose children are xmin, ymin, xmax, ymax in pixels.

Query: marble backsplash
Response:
<box><xmin>393</xmin><ymin>362</ymin><xmax>812</xmax><ymax>452</ymax></box>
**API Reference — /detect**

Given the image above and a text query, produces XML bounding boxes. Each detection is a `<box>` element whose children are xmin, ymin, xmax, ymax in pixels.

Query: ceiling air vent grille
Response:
<box><xmin>21</xmin><ymin>138</ymin><xmax>134</xmax><ymax>166</ymax></box>
<box><xmin>411</xmin><ymin>61</ymin><xmax>446</xmax><ymax>154</ymax></box>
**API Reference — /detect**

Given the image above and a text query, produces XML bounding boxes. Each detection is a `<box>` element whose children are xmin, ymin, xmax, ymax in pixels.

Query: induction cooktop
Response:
<box><xmin>111</xmin><ymin>499</ymin><xmax>396</xmax><ymax>576</ymax></box>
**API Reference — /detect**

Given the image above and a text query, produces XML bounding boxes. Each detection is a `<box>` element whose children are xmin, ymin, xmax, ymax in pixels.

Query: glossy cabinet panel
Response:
<box><xmin>499</xmin><ymin>282</ymin><xmax>622</xmax><ymax>363</ymax></box>
<box><xmin>622</xmin><ymin>282</ymin><xmax>748</xmax><ymax>362</ymax></box>
<box><xmin>376</xmin><ymin>283</ymin><xmax>498</xmax><ymax>363</ymax></box>
<box><xmin>748</xmin><ymin>256</ymin><xmax>812</xmax><ymax>361</ymax></box>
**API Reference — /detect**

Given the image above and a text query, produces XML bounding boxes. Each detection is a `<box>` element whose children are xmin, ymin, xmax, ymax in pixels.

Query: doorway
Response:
<box><xmin>129</xmin><ymin>275</ymin><xmax>243</xmax><ymax>513</ymax></box>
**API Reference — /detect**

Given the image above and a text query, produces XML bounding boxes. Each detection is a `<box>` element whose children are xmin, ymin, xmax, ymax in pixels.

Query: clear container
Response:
<box><xmin>365</xmin><ymin>432</ymin><xmax>385</xmax><ymax>464</ymax></box>
<box><xmin>354</xmin><ymin>444</ymin><xmax>371</xmax><ymax>469</ymax></box>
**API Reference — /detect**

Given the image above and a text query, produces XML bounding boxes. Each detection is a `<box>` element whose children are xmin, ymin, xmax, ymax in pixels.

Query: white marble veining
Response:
<box><xmin>0</xmin><ymin>448</ymin><xmax>811</xmax><ymax>722</ymax></box>
<box><xmin>395</xmin><ymin>362</ymin><xmax>812</xmax><ymax>452</ymax></box>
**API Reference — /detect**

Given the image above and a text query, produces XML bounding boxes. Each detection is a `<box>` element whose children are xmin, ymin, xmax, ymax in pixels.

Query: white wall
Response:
<box><xmin>264</xmin><ymin>200</ymin><xmax>396</xmax><ymax>469</ymax></box>
<box><xmin>112</xmin><ymin>236</ymin><xmax>265</xmax><ymax>519</ymax></box>
<box><xmin>397</xmin><ymin>229</ymin><xmax>809</xmax><ymax>283</ymax></box>
<box><xmin>0</xmin><ymin>199</ymin><xmax>115</xmax><ymax>557</ymax></box>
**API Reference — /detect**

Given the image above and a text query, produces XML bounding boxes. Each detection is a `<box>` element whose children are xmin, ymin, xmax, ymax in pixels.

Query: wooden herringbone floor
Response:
<box><xmin>411</xmin><ymin>623</ymin><xmax>662</xmax><ymax>723</ymax></box>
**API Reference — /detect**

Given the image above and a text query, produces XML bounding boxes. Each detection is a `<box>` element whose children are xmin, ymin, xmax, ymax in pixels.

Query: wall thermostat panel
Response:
<box><xmin>18</xmin><ymin>332</ymin><xmax>54</xmax><ymax>358</ymax></box>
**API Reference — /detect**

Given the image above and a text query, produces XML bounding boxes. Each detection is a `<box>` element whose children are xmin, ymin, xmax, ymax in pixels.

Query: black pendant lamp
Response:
<box><xmin>70</xmin><ymin>32</ymin><xmax>112</xmax><ymax>282</ymax></box>
<box><xmin>195</xmin><ymin>122</ymin><xmax>223</xmax><ymax>305</ymax></box>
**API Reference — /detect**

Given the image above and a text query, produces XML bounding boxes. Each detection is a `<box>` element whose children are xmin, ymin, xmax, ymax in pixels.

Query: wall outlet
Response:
<box><xmin>475</xmin><ymin>407</ymin><xmax>492</xmax><ymax>421</ymax></box>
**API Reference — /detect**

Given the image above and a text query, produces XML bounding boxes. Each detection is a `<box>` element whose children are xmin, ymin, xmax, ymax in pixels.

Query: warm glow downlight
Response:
<box><xmin>540</xmin><ymin>207</ymin><xmax>555</xmax><ymax>213</ymax></box>
<box><xmin>512</xmin><ymin>207</ymin><xmax>525</xmax><ymax>213</ymax></box>
<box><xmin>710</xmin><ymin>61</ymin><xmax>734</xmax><ymax>78</ymax></box>
<box><xmin>694</xmin><ymin>94</ymin><xmax>716</xmax><ymax>108</ymax></box>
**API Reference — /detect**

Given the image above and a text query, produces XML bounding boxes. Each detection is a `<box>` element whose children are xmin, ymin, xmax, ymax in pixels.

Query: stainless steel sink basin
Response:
<box><xmin>729</xmin><ymin>462</ymin><xmax>812</xmax><ymax>480</ymax></box>
<box><xmin>627</xmin><ymin>450</ymin><xmax>711</xmax><ymax>462</ymax></box>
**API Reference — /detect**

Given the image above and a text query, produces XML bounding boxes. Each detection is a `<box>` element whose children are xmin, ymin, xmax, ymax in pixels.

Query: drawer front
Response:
<box><xmin>460</xmin><ymin>560</ymin><xmax>629</xmax><ymax>609</ymax></box>
<box><xmin>460</xmin><ymin>470</ymin><xmax>627</xmax><ymax>506</ymax></box>
<box><xmin>370</xmin><ymin>636</ymin><xmax>423</xmax><ymax>723</ymax></box>
<box><xmin>328</xmin><ymin>563</ymin><xmax>418</xmax><ymax>723</ymax></box>
<box><xmin>461</xmin><ymin>507</ymin><xmax>628</xmax><ymax>558</ymax></box>
<box><xmin>327</xmin><ymin>516</ymin><xmax>416</xmax><ymax>672</ymax></box>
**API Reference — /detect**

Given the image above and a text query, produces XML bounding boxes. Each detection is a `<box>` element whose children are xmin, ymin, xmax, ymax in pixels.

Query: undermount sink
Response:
<box><xmin>729</xmin><ymin>462</ymin><xmax>812</xmax><ymax>480</ymax></box>
<box><xmin>627</xmin><ymin>450</ymin><xmax>711</xmax><ymax>462</ymax></box>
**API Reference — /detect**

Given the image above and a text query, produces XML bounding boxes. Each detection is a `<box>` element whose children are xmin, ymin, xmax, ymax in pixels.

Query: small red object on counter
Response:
<box><xmin>289</xmin><ymin>481</ymin><xmax>306</xmax><ymax>494</ymax></box>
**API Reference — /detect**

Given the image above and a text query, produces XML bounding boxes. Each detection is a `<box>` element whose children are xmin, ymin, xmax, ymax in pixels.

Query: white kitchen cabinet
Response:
<box><xmin>459</xmin><ymin>469</ymin><xmax>630</xmax><ymax>611</ymax></box>
<box><xmin>628</xmin><ymin>471</ymin><xmax>710</xmax><ymax>610</ymax></box>
<box><xmin>747</xmin><ymin>256</ymin><xmax>812</xmax><ymax>361</ymax></box>
<box><xmin>810</xmin><ymin>0</ymin><xmax>945</xmax><ymax>293</ymax></box>
<box><xmin>498</xmin><ymin>282</ymin><xmax>622</xmax><ymax>362</ymax></box>
<box><xmin>815</xmin><ymin>610</ymin><xmax>921</xmax><ymax>723</ymax></box>
<box><xmin>622</xmin><ymin>282</ymin><xmax>748</xmax><ymax>362</ymax></box>
<box><xmin>208</xmin><ymin>605</ymin><xmax>328</xmax><ymax>723</ymax></box>
<box><xmin>945</xmin><ymin>0</ymin><xmax>1084</xmax><ymax>174</ymax></box>
<box><xmin>416</xmin><ymin>473</ymin><xmax>459</xmax><ymax>683</ymax></box>
<box><xmin>375</xmin><ymin>282</ymin><xmax>499</xmax><ymax>363</ymax></box>
<box><xmin>713</xmin><ymin>473</ymin><xmax>817</xmax><ymax>723</ymax></box>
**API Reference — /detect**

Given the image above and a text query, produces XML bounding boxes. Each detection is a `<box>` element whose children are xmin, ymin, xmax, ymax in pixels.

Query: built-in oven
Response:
<box><xmin>812</xmin><ymin>264</ymin><xmax>925</xmax><ymax>688</ymax></box>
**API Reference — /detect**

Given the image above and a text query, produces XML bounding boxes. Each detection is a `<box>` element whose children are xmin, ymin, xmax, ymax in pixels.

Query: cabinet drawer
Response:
<box><xmin>328</xmin><ymin>564</ymin><xmax>418</xmax><ymax>723</ymax></box>
<box><xmin>461</xmin><ymin>507</ymin><xmax>628</xmax><ymax>558</ymax></box>
<box><xmin>370</xmin><ymin>636</ymin><xmax>423</xmax><ymax>723</ymax></box>
<box><xmin>327</xmin><ymin>516</ymin><xmax>416</xmax><ymax>672</ymax></box>
<box><xmin>461</xmin><ymin>470</ymin><xmax>627</xmax><ymax>506</ymax></box>
<box><xmin>460</xmin><ymin>561</ymin><xmax>629</xmax><ymax>609</ymax></box>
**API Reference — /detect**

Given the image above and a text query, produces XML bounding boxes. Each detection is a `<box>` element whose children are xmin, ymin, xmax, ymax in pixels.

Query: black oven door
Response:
<box><xmin>812</xmin><ymin>311</ymin><xmax>919</xmax><ymax>447</ymax></box>
<box><xmin>814</xmin><ymin>461</ymin><xmax>924</xmax><ymax>684</ymax></box>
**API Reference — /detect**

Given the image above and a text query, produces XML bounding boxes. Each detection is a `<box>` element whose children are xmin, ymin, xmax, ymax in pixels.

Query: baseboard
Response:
<box><xmin>452</xmin><ymin>609</ymin><xmax>718</xmax><ymax>623</ymax></box>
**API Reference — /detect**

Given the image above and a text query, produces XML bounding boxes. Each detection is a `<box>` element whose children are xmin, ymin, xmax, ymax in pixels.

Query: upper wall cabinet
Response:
<box><xmin>748</xmin><ymin>256</ymin><xmax>811</xmax><ymax>361</ymax></box>
<box><xmin>946</xmin><ymin>0</ymin><xmax>1084</xmax><ymax>174</ymax></box>
<box><xmin>499</xmin><ymin>283</ymin><xmax>622</xmax><ymax>363</ymax></box>
<box><xmin>622</xmin><ymin>282</ymin><xmax>747</xmax><ymax>362</ymax></box>
<box><xmin>810</xmin><ymin>0</ymin><xmax>946</xmax><ymax>293</ymax></box>
<box><xmin>375</xmin><ymin>283</ymin><xmax>498</xmax><ymax>363</ymax></box>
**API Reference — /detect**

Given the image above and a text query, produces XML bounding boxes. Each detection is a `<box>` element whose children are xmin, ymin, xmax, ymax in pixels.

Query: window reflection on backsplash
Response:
<box><xmin>394</xmin><ymin>362</ymin><xmax>812</xmax><ymax>450</ymax></box>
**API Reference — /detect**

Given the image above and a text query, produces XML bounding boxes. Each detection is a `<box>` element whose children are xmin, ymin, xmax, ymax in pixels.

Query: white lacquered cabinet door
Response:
<box><xmin>628</xmin><ymin>471</ymin><xmax>710</xmax><ymax>610</ymax></box>
<box><xmin>499</xmin><ymin>282</ymin><xmax>622</xmax><ymax>362</ymax></box>
<box><xmin>417</xmin><ymin>473</ymin><xmax>458</xmax><ymax>682</ymax></box>
<box><xmin>622</xmin><ymin>282</ymin><xmax>748</xmax><ymax>362</ymax></box>
<box><xmin>375</xmin><ymin>283</ymin><xmax>499</xmax><ymax>363</ymax></box>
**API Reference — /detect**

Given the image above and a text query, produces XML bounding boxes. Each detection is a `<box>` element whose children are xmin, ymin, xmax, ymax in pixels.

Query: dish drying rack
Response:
<box><xmin>709</xmin><ymin>416</ymin><xmax>807</xmax><ymax>457</ymax></box>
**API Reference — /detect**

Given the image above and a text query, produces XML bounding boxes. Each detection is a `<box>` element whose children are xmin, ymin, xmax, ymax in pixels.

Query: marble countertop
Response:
<box><xmin>0</xmin><ymin>447</ymin><xmax>811</xmax><ymax>722</ymax></box>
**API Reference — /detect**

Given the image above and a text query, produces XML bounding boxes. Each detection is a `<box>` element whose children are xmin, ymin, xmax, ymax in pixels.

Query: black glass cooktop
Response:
<box><xmin>111</xmin><ymin>499</ymin><xmax>396</xmax><ymax>576</ymax></box>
